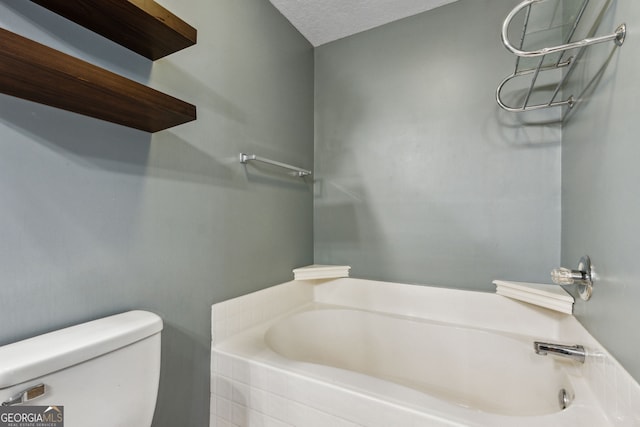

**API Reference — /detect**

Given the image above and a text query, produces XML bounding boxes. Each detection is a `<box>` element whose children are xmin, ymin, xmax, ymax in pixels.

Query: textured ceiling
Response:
<box><xmin>269</xmin><ymin>0</ymin><xmax>460</xmax><ymax>46</ymax></box>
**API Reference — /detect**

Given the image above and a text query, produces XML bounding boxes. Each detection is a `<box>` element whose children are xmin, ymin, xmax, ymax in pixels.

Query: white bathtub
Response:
<box><xmin>266</xmin><ymin>307</ymin><xmax>572</xmax><ymax>417</ymax></box>
<box><xmin>211</xmin><ymin>278</ymin><xmax>640</xmax><ymax>427</ymax></box>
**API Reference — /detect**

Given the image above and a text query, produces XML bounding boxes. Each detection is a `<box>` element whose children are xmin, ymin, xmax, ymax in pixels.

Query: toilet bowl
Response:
<box><xmin>0</xmin><ymin>310</ymin><xmax>163</xmax><ymax>426</ymax></box>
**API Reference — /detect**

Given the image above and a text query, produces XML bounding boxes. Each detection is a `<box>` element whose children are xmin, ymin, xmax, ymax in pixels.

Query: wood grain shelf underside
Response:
<box><xmin>30</xmin><ymin>0</ymin><xmax>197</xmax><ymax>60</ymax></box>
<box><xmin>0</xmin><ymin>28</ymin><xmax>196</xmax><ymax>132</ymax></box>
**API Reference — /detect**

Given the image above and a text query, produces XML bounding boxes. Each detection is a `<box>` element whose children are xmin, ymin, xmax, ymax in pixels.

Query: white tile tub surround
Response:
<box><xmin>211</xmin><ymin>278</ymin><xmax>640</xmax><ymax>426</ymax></box>
<box><xmin>211</xmin><ymin>352</ymin><xmax>457</xmax><ymax>427</ymax></box>
<box><xmin>211</xmin><ymin>281</ymin><xmax>313</xmax><ymax>343</ymax></box>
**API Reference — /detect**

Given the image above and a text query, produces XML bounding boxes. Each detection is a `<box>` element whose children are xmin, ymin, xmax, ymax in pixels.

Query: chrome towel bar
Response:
<box><xmin>239</xmin><ymin>153</ymin><xmax>311</xmax><ymax>177</ymax></box>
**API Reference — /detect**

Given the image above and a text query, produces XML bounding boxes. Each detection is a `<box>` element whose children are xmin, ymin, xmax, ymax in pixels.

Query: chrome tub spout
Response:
<box><xmin>534</xmin><ymin>342</ymin><xmax>586</xmax><ymax>363</ymax></box>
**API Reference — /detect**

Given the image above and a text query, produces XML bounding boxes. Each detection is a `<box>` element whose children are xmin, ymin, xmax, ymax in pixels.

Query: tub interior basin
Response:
<box><xmin>265</xmin><ymin>308</ymin><xmax>574</xmax><ymax>416</ymax></box>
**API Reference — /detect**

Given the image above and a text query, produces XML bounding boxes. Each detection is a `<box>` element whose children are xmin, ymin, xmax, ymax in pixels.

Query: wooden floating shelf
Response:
<box><xmin>0</xmin><ymin>28</ymin><xmax>196</xmax><ymax>133</ymax></box>
<box><xmin>30</xmin><ymin>0</ymin><xmax>197</xmax><ymax>60</ymax></box>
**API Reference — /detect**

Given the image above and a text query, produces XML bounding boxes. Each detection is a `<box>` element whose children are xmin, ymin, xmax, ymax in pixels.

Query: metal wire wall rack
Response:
<box><xmin>496</xmin><ymin>0</ymin><xmax>626</xmax><ymax>113</ymax></box>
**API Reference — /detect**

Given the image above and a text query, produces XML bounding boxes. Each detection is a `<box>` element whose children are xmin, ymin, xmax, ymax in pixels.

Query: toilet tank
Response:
<box><xmin>0</xmin><ymin>310</ymin><xmax>163</xmax><ymax>427</ymax></box>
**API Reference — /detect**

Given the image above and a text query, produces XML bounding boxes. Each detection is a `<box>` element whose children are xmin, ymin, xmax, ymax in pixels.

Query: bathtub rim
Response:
<box><xmin>213</xmin><ymin>302</ymin><xmax>605</xmax><ymax>426</ymax></box>
<box><xmin>211</xmin><ymin>277</ymin><xmax>640</xmax><ymax>426</ymax></box>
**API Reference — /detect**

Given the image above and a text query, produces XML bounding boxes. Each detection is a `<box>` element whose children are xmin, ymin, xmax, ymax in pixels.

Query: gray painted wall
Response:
<box><xmin>562</xmin><ymin>0</ymin><xmax>640</xmax><ymax>381</ymax></box>
<box><xmin>314</xmin><ymin>0</ymin><xmax>561</xmax><ymax>291</ymax></box>
<box><xmin>0</xmin><ymin>1</ymin><xmax>313</xmax><ymax>426</ymax></box>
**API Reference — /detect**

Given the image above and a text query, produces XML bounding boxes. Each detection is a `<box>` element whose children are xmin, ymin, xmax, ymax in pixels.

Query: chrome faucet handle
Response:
<box><xmin>550</xmin><ymin>267</ymin><xmax>582</xmax><ymax>285</ymax></box>
<box><xmin>550</xmin><ymin>256</ymin><xmax>594</xmax><ymax>301</ymax></box>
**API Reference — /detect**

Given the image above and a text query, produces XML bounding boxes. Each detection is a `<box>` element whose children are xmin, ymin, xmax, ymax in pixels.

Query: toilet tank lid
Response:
<box><xmin>0</xmin><ymin>310</ymin><xmax>163</xmax><ymax>389</ymax></box>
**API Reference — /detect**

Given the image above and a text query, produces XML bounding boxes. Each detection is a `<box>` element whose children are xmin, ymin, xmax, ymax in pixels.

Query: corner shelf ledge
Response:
<box><xmin>30</xmin><ymin>0</ymin><xmax>197</xmax><ymax>60</ymax></box>
<box><xmin>0</xmin><ymin>28</ymin><xmax>196</xmax><ymax>133</ymax></box>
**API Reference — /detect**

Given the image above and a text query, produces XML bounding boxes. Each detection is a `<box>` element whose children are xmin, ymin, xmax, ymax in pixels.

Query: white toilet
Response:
<box><xmin>0</xmin><ymin>310</ymin><xmax>163</xmax><ymax>426</ymax></box>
